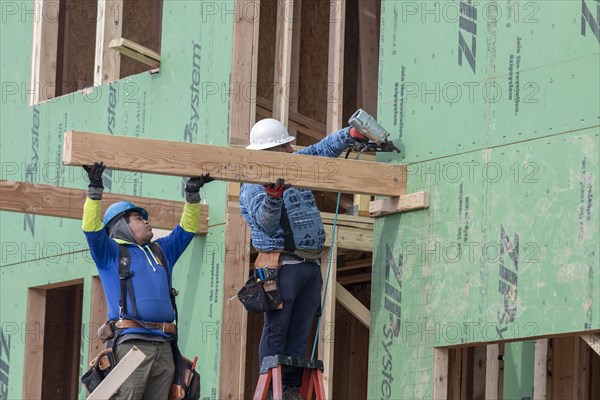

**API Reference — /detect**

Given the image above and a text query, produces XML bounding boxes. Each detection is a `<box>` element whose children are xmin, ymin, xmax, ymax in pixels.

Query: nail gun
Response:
<box><xmin>348</xmin><ymin>109</ymin><xmax>401</xmax><ymax>154</ymax></box>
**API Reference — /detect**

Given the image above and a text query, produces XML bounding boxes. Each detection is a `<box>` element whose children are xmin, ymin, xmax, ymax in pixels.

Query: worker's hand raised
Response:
<box><xmin>185</xmin><ymin>174</ymin><xmax>214</xmax><ymax>203</ymax></box>
<box><xmin>349</xmin><ymin>127</ymin><xmax>368</xmax><ymax>142</ymax></box>
<box><xmin>83</xmin><ymin>162</ymin><xmax>105</xmax><ymax>189</ymax></box>
<box><xmin>264</xmin><ymin>178</ymin><xmax>291</xmax><ymax>198</ymax></box>
<box><xmin>186</xmin><ymin>174</ymin><xmax>214</xmax><ymax>193</ymax></box>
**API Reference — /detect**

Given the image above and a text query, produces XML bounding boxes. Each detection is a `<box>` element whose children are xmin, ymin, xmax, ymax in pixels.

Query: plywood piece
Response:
<box><xmin>63</xmin><ymin>131</ymin><xmax>407</xmax><ymax>197</ymax></box>
<box><xmin>533</xmin><ymin>339</ymin><xmax>548</xmax><ymax>400</ymax></box>
<box><xmin>272</xmin><ymin>0</ymin><xmax>294</xmax><ymax>125</ymax></box>
<box><xmin>87</xmin><ymin>346</ymin><xmax>146</xmax><ymax>399</ymax></box>
<box><xmin>109</xmin><ymin>38</ymin><xmax>160</xmax><ymax>68</ymax></box>
<box><xmin>94</xmin><ymin>0</ymin><xmax>123</xmax><ymax>84</ymax></box>
<box><xmin>335</xmin><ymin>282</ymin><xmax>370</xmax><ymax>328</ymax></box>
<box><xmin>369</xmin><ymin>192</ymin><xmax>429</xmax><ymax>217</ymax></box>
<box><xmin>30</xmin><ymin>0</ymin><xmax>60</xmax><ymax>103</ymax></box>
<box><xmin>0</xmin><ymin>180</ymin><xmax>208</xmax><ymax>234</ymax></box>
<box><xmin>319</xmin><ymin>244</ymin><xmax>337</xmax><ymax>399</ymax></box>
<box><xmin>218</xmin><ymin>207</ymin><xmax>251</xmax><ymax>399</ymax></box>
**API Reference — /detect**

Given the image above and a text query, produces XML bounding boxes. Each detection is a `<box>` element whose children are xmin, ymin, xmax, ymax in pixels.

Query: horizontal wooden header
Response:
<box><xmin>0</xmin><ymin>180</ymin><xmax>208</xmax><ymax>234</ymax></box>
<box><xmin>63</xmin><ymin>131</ymin><xmax>406</xmax><ymax>197</ymax></box>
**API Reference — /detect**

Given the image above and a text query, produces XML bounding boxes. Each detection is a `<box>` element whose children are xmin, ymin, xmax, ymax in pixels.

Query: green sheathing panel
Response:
<box><xmin>370</xmin><ymin>1</ymin><xmax>599</xmax><ymax>398</ymax></box>
<box><xmin>502</xmin><ymin>341</ymin><xmax>535</xmax><ymax>400</ymax></box>
<box><xmin>0</xmin><ymin>2</ymin><xmax>232</xmax><ymax>399</ymax></box>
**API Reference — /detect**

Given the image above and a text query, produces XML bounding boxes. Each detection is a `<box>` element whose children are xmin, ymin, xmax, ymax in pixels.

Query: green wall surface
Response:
<box><xmin>369</xmin><ymin>0</ymin><xmax>599</xmax><ymax>399</ymax></box>
<box><xmin>0</xmin><ymin>2</ymin><xmax>233</xmax><ymax>399</ymax></box>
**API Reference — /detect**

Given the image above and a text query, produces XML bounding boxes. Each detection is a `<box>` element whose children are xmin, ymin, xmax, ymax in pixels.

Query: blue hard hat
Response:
<box><xmin>103</xmin><ymin>201</ymin><xmax>148</xmax><ymax>228</ymax></box>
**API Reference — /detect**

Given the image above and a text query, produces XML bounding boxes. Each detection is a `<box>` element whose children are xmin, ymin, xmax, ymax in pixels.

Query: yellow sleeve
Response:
<box><xmin>82</xmin><ymin>198</ymin><xmax>104</xmax><ymax>232</ymax></box>
<box><xmin>180</xmin><ymin>202</ymin><xmax>201</xmax><ymax>233</ymax></box>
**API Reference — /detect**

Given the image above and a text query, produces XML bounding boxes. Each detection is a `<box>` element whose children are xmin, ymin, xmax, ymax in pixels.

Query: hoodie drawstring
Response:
<box><xmin>137</xmin><ymin>244</ymin><xmax>157</xmax><ymax>271</ymax></box>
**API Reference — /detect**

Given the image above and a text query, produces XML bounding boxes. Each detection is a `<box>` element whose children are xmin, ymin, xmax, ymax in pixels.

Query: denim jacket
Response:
<box><xmin>240</xmin><ymin>127</ymin><xmax>356</xmax><ymax>252</ymax></box>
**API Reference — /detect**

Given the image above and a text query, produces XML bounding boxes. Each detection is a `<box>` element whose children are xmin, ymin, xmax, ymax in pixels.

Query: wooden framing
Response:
<box><xmin>0</xmin><ymin>180</ymin><xmax>209</xmax><ymax>234</ymax></box>
<box><xmin>319</xmin><ymin>245</ymin><xmax>338</xmax><ymax>398</ymax></box>
<box><xmin>109</xmin><ymin>38</ymin><xmax>160</xmax><ymax>68</ymax></box>
<box><xmin>335</xmin><ymin>283</ymin><xmax>370</xmax><ymax>328</ymax></box>
<box><xmin>30</xmin><ymin>0</ymin><xmax>60</xmax><ymax>104</ymax></box>
<box><xmin>63</xmin><ymin>131</ymin><xmax>407</xmax><ymax>197</ymax></box>
<box><xmin>369</xmin><ymin>191</ymin><xmax>430</xmax><ymax>217</ymax></box>
<box><xmin>272</xmin><ymin>0</ymin><xmax>294</xmax><ymax>125</ymax></box>
<box><xmin>88</xmin><ymin>277</ymin><xmax>107</xmax><ymax>370</ymax></box>
<box><xmin>581</xmin><ymin>333</ymin><xmax>600</xmax><ymax>356</ymax></box>
<box><xmin>94</xmin><ymin>0</ymin><xmax>123</xmax><ymax>85</ymax></box>
<box><xmin>23</xmin><ymin>279</ymin><xmax>84</xmax><ymax>399</ymax></box>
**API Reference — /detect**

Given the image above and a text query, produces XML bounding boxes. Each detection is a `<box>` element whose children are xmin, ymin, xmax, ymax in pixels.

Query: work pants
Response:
<box><xmin>259</xmin><ymin>261</ymin><xmax>323</xmax><ymax>388</ymax></box>
<box><xmin>111</xmin><ymin>339</ymin><xmax>174</xmax><ymax>400</ymax></box>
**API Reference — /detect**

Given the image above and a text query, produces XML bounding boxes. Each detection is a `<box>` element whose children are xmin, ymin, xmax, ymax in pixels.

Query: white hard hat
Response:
<box><xmin>246</xmin><ymin>118</ymin><xmax>295</xmax><ymax>150</ymax></box>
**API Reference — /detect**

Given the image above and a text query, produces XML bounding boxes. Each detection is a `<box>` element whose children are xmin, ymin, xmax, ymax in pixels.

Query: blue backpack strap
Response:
<box><xmin>118</xmin><ymin>245</ymin><xmax>136</xmax><ymax>318</ymax></box>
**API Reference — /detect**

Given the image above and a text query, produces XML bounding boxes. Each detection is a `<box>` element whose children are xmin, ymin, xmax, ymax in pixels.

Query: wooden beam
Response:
<box><xmin>323</xmin><ymin>225</ymin><xmax>372</xmax><ymax>252</ymax></box>
<box><xmin>433</xmin><ymin>348</ymin><xmax>449</xmax><ymax>400</ymax></box>
<box><xmin>288</xmin><ymin>0</ymin><xmax>302</xmax><ymax>118</ymax></box>
<box><xmin>320</xmin><ymin>212</ymin><xmax>373</xmax><ymax>230</ymax></box>
<box><xmin>257</xmin><ymin>97</ymin><xmax>325</xmax><ymax>142</ymax></box>
<box><xmin>319</xmin><ymin>244</ymin><xmax>337</xmax><ymax>399</ymax></box>
<box><xmin>272</xmin><ymin>0</ymin><xmax>294</xmax><ymax>125</ymax></box>
<box><xmin>30</xmin><ymin>0</ymin><xmax>60</xmax><ymax>104</ymax></box>
<box><xmin>533</xmin><ymin>339</ymin><xmax>548</xmax><ymax>400</ymax></box>
<box><xmin>63</xmin><ymin>131</ymin><xmax>407</xmax><ymax>197</ymax></box>
<box><xmin>23</xmin><ymin>289</ymin><xmax>46</xmax><ymax>399</ymax></box>
<box><xmin>87</xmin><ymin>346</ymin><xmax>146</xmax><ymax>399</ymax></box>
<box><xmin>580</xmin><ymin>333</ymin><xmax>600</xmax><ymax>356</ymax></box>
<box><xmin>94</xmin><ymin>0</ymin><xmax>123</xmax><ymax>85</ymax></box>
<box><xmin>109</xmin><ymin>38</ymin><xmax>160</xmax><ymax>68</ymax></box>
<box><xmin>337</xmin><ymin>257</ymin><xmax>371</xmax><ymax>272</ymax></box>
<box><xmin>0</xmin><ymin>180</ymin><xmax>208</xmax><ymax>234</ymax></box>
<box><xmin>349</xmin><ymin>194</ymin><xmax>372</xmax><ymax>217</ymax></box>
<box><xmin>335</xmin><ymin>283</ymin><xmax>369</xmax><ymax>328</ymax></box>
<box><xmin>229</xmin><ymin>0</ymin><xmax>260</xmax><ymax>146</ymax></box>
<box><xmin>369</xmin><ymin>191</ymin><xmax>429</xmax><ymax>217</ymax></box>
<box><xmin>326</xmin><ymin>0</ymin><xmax>346</xmax><ymax>134</ymax></box>
<box><xmin>219</xmin><ymin>204</ymin><xmax>251</xmax><ymax>399</ymax></box>
<box><xmin>337</xmin><ymin>272</ymin><xmax>371</xmax><ymax>285</ymax></box>
<box><xmin>357</xmin><ymin>0</ymin><xmax>379</xmax><ymax>116</ymax></box>
<box><xmin>485</xmin><ymin>344</ymin><xmax>500</xmax><ymax>400</ymax></box>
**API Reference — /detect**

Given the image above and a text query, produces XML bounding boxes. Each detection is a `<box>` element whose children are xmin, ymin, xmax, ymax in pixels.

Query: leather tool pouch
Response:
<box><xmin>237</xmin><ymin>253</ymin><xmax>283</xmax><ymax>313</ymax></box>
<box><xmin>81</xmin><ymin>348</ymin><xmax>116</xmax><ymax>394</ymax></box>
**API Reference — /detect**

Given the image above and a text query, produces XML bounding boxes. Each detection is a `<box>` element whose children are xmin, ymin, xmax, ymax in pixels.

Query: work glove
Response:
<box><xmin>185</xmin><ymin>174</ymin><xmax>214</xmax><ymax>203</ymax></box>
<box><xmin>83</xmin><ymin>162</ymin><xmax>106</xmax><ymax>200</ymax></box>
<box><xmin>349</xmin><ymin>127</ymin><xmax>368</xmax><ymax>143</ymax></box>
<box><xmin>264</xmin><ymin>178</ymin><xmax>291</xmax><ymax>199</ymax></box>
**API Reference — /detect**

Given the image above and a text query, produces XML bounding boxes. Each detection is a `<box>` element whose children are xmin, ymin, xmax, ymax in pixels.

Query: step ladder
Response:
<box><xmin>253</xmin><ymin>355</ymin><xmax>326</xmax><ymax>400</ymax></box>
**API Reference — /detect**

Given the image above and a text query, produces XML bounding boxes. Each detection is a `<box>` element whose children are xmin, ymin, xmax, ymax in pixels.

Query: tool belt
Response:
<box><xmin>236</xmin><ymin>252</ymin><xmax>283</xmax><ymax>313</ymax></box>
<box><xmin>114</xmin><ymin>319</ymin><xmax>177</xmax><ymax>334</ymax></box>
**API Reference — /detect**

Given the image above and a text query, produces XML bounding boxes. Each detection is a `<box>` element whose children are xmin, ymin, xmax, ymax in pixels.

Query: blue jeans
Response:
<box><xmin>259</xmin><ymin>261</ymin><xmax>323</xmax><ymax>387</ymax></box>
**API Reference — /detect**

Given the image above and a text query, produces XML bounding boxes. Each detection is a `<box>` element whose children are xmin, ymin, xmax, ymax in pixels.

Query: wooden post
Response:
<box><xmin>433</xmin><ymin>348</ymin><xmax>449</xmax><ymax>400</ymax></box>
<box><xmin>272</xmin><ymin>0</ymin><xmax>294</xmax><ymax>126</ymax></box>
<box><xmin>319</xmin><ymin>243</ymin><xmax>337</xmax><ymax>399</ymax></box>
<box><xmin>485</xmin><ymin>344</ymin><xmax>500</xmax><ymax>400</ymax></box>
<box><xmin>94</xmin><ymin>0</ymin><xmax>123</xmax><ymax>85</ymax></box>
<box><xmin>533</xmin><ymin>339</ymin><xmax>548</xmax><ymax>400</ymax></box>
<box><xmin>30</xmin><ymin>0</ymin><xmax>60</xmax><ymax>104</ymax></box>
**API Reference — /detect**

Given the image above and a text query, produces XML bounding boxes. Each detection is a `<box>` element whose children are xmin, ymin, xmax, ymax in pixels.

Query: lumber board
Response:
<box><xmin>335</xmin><ymin>283</ymin><xmax>370</xmax><ymax>328</ymax></box>
<box><xmin>319</xmin><ymin>245</ymin><xmax>337</xmax><ymax>399</ymax></box>
<box><xmin>433</xmin><ymin>348</ymin><xmax>449</xmax><ymax>400</ymax></box>
<box><xmin>320</xmin><ymin>212</ymin><xmax>373</xmax><ymax>230</ymax></box>
<box><xmin>485</xmin><ymin>344</ymin><xmax>500</xmax><ymax>400</ymax></box>
<box><xmin>369</xmin><ymin>191</ymin><xmax>429</xmax><ymax>217</ymax></box>
<box><xmin>326</xmin><ymin>0</ymin><xmax>346</xmax><ymax>135</ymax></box>
<box><xmin>63</xmin><ymin>131</ymin><xmax>407</xmax><ymax>197</ymax></box>
<box><xmin>109</xmin><ymin>38</ymin><xmax>160</xmax><ymax>68</ymax></box>
<box><xmin>533</xmin><ymin>339</ymin><xmax>548</xmax><ymax>400</ymax></box>
<box><xmin>0</xmin><ymin>180</ymin><xmax>208</xmax><ymax>234</ymax></box>
<box><xmin>337</xmin><ymin>257</ymin><xmax>372</xmax><ymax>272</ymax></box>
<box><xmin>323</xmin><ymin>225</ymin><xmax>372</xmax><ymax>252</ymax></box>
<box><xmin>272</xmin><ymin>0</ymin><xmax>294</xmax><ymax>125</ymax></box>
<box><xmin>257</xmin><ymin>97</ymin><xmax>325</xmax><ymax>141</ymax></box>
<box><xmin>95</xmin><ymin>0</ymin><xmax>123</xmax><ymax>84</ymax></box>
<box><xmin>337</xmin><ymin>273</ymin><xmax>371</xmax><ymax>285</ymax></box>
<box><xmin>23</xmin><ymin>289</ymin><xmax>46</xmax><ymax>399</ymax></box>
<box><xmin>357</xmin><ymin>0</ymin><xmax>379</xmax><ymax>116</ymax></box>
<box><xmin>87</xmin><ymin>346</ymin><xmax>146</xmax><ymax>399</ymax></box>
<box><xmin>219</xmin><ymin>206</ymin><xmax>251</xmax><ymax>398</ymax></box>
<box><xmin>30</xmin><ymin>0</ymin><xmax>60</xmax><ymax>103</ymax></box>
<box><xmin>88</xmin><ymin>277</ymin><xmax>107</xmax><ymax>370</ymax></box>
<box><xmin>229</xmin><ymin>0</ymin><xmax>260</xmax><ymax>146</ymax></box>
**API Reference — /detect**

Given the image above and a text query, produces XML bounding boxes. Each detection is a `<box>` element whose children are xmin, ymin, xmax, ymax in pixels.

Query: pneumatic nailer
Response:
<box><xmin>348</xmin><ymin>109</ymin><xmax>401</xmax><ymax>154</ymax></box>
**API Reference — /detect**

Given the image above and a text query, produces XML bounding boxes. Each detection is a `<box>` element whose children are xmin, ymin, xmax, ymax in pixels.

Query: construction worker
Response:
<box><xmin>81</xmin><ymin>161</ymin><xmax>212</xmax><ymax>399</ymax></box>
<box><xmin>239</xmin><ymin>119</ymin><xmax>367</xmax><ymax>398</ymax></box>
